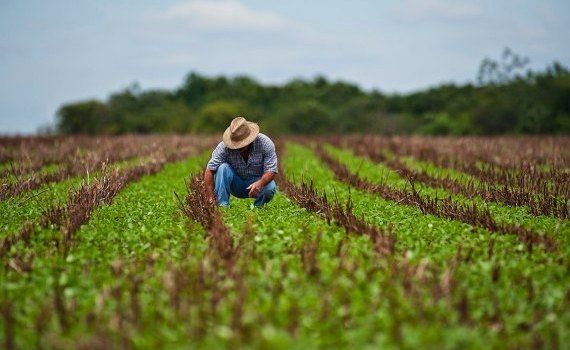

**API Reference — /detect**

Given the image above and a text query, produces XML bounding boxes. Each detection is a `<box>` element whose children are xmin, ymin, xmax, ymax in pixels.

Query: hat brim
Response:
<box><xmin>222</xmin><ymin>122</ymin><xmax>260</xmax><ymax>149</ymax></box>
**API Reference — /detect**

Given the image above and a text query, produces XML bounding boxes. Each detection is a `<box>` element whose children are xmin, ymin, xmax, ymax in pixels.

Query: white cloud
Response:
<box><xmin>158</xmin><ymin>0</ymin><xmax>292</xmax><ymax>31</ymax></box>
<box><xmin>394</xmin><ymin>0</ymin><xmax>483</xmax><ymax>21</ymax></box>
<box><xmin>148</xmin><ymin>0</ymin><xmax>340</xmax><ymax>75</ymax></box>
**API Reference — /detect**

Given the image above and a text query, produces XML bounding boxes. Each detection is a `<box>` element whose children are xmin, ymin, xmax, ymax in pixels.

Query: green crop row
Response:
<box><xmin>0</xmin><ymin>143</ymin><xmax>568</xmax><ymax>349</ymax></box>
<box><xmin>0</xmin><ymin>157</ymin><xmax>148</xmax><ymax>236</ymax></box>
<box><xmin>1</xmin><ymin>164</ymin><xmax>63</xmax><ymax>185</ymax></box>
<box><xmin>1</xmin><ymin>153</ymin><xmax>209</xmax><ymax>348</ymax></box>
<box><xmin>281</xmin><ymin>142</ymin><xmax>569</xmax><ymax>347</ymax></box>
<box><xmin>324</xmin><ymin>144</ymin><xmax>569</xmax><ymax>250</ymax></box>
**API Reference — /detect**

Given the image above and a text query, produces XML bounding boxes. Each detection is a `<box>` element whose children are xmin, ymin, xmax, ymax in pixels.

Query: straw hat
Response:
<box><xmin>222</xmin><ymin>117</ymin><xmax>260</xmax><ymax>149</ymax></box>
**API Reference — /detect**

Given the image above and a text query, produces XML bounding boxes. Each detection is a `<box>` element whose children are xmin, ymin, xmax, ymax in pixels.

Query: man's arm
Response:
<box><xmin>204</xmin><ymin>168</ymin><xmax>216</xmax><ymax>203</ymax></box>
<box><xmin>247</xmin><ymin>136</ymin><xmax>278</xmax><ymax>197</ymax></box>
<box><xmin>204</xmin><ymin>141</ymin><xmax>226</xmax><ymax>204</ymax></box>
<box><xmin>246</xmin><ymin>171</ymin><xmax>276</xmax><ymax>198</ymax></box>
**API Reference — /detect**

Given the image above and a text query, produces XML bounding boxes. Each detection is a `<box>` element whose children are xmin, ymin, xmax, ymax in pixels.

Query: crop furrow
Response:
<box><xmin>345</xmin><ymin>135</ymin><xmax>569</xmax><ymax>170</ymax></box>
<box><xmin>38</xmin><ymin>161</ymin><xmax>164</xmax><ymax>254</ymax></box>
<box><xmin>6</xmin><ymin>144</ymin><xmax>208</xmax><ymax>256</ymax></box>
<box><xmin>178</xmin><ymin>174</ymin><xmax>256</xmax><ymax>339</ymax></box>
<box><xmin>180</xmin><ymin>174</ymin><xmax>236</xmax><ymax>263</ymax></box>
<box><xmin>0</xmin><ymin>136</ymin><xmax>210</xmax><ymax>201</ymax></box>
<box><xmin>0</xmin><ymin>168</ymin><xmax>70</xmax><ymax>201</ymax></box>
<box><xmin>279</xmin><ymin>143</ymin><xmax>518</xmax><ymax>334</ymax></box>
<box><xmin>0</xmin><ymin>135</ymin><xmax>181</xmax><ymax>172</ymax></box>
<box><xmin>276</xmin><ymin>142</ymin><xmax>396</xmax><ymax>256</ymax></box>
<box><xmin>347</xmin><ymin>143</ymin><xmax>569</xmax><ymax>219</ymax></box>
<box><xmin>314</xmin><ymin>145</ymin><xmax>557</xmax><ymax>252</ymax></box>
<box><xmin>0</xmin><ymin>140</ymin><xmax>210</xmax><ymax>255</ymax></box>
<box><xmin>330</xmin><ymin>135</ymin><xmax>569</xmax><ymax>200</ymax></box>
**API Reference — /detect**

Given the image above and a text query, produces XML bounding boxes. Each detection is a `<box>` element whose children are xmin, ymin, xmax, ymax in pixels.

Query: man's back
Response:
<box><xmin>206</xmin><ymin>133</ymin><xmax>278</xmax><ymax>180</ymax></box>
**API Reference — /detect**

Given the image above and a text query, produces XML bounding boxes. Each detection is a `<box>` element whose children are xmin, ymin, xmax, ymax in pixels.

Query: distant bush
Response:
<box><xmin>56</xmin><ymin>49</ymin><xmax>570</xmax><ymax>135</ymax></box>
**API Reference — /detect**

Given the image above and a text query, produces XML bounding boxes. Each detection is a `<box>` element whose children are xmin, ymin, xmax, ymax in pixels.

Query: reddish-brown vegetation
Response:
<box><xmin>0</xmin><ymin>135</ymin><xmax>212</xmax><ymax>201</ymax></box>
<box><xmin>343</xmin><ymin>141</ymin><xmax>569</xmax><ymax>219</ymax></box>
<box><xmin>1</xmin><ymin>136</ymin><xmax>562</xmax><ymax>348</ymax></box>
<box><xmin>0</xmin><ymin>223</ymin><xmax>33</xmax><ymax>257</ymax></box>
<box><xmin>37</xmin><ymin>161</ymin><xmax>163</xmax><ymax>255</ymax></box>
<box><xmin>276</xmin><ymin>142</ymin><xmax>396</xmax><ymax>256</ymax></box>
<box><xmin>10</xmin><ymin>139</ymin><xmax>212</xmax><ymax>255</ymax></box>
<box><xmin>325</xmin><ymin>135</ymin><xmax>570</xmax><ymax>201</ymax></box>
<box><xmin>337</xmin><ymin>135</ymin><xmax>569</xmax><ymax>169</ymax></box>
<box><xmin>179</xmin><ymin>175</ymin><xmax>236</xmax><ymax>262</ymax></box>
<box><xmin>177</xmin><ymin>174</ymin><xmax>258</xmax><ymax>342</ymax></box>
<box><xmin>313</xmin><ymin>145</ymin><xmax>557</xmax><ymax>252</ymax></box>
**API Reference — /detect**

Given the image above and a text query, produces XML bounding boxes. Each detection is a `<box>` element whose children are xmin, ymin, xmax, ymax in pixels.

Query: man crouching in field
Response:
<box><xmin>204</xmin><ymin>116</ymin><xmax>277</xmax><ymax>207</ymax></box>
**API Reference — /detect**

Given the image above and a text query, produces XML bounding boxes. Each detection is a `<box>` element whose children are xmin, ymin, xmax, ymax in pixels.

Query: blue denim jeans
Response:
<box><xmin>214</xmin><ymin>163</ymin><xmax>276</xmax><ymax>207</ymax></box>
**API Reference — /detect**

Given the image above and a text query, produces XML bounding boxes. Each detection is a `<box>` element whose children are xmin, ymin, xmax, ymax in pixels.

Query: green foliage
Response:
<box><xmin>56</xmin><ymin>51</ymin><xmax>570</xmax><ymax>135</ymax></box>
<box><xmin>191</xmin><ymin>100</ymin><xmax>250</xmax><ymax>133</ymax></box>
<box><xmin>0</xmin><ymin>158</ymin><xmax>138</xmax><ymax>234</ymax></box>
<box><xmin>269</xmin><ymin>100</ymin><xmax>333</xmax><ymax>134</ymax></box>
<box><xmin>418</xmin><ymin>112</ymin><xmax>474</xmax><ymax>135</ymax></box>
<box><xmin>123</xmin><ymin>100</ymin><xmax>193</xmax><ymax>133</ymax></box>
<box><xmin>325</xmin><ymin>144</ymin><xmax>565</xmax><ymax>237</ymax></box>
<box><xmin>57</xmin><ymin>100</ymin><xmax>108</xmax><ymax>134</ymax></box>
<box><xmin>1</xmin><ymin>143</ymin><xmax>568</xmax><ymax>348</ymax></box>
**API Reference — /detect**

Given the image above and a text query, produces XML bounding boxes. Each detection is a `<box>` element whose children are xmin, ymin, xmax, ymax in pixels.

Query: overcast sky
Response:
<box><xmin>1</xmin><ymin>0</ymin><xmax>569</xmax><ymax>134</ymax></box>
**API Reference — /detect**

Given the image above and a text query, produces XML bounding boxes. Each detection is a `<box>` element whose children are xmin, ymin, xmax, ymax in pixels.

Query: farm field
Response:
<box><xmin>0</xmin><ymin>135</ymin><xmax>569</xmax><ymax>349</ymax></box>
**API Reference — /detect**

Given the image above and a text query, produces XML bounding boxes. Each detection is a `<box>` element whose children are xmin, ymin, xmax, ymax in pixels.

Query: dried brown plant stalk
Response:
<box><xmin>31</xmin><ymin>141</ymin><xmax>210</xmax><ymax>256</ymax></box>
<box><xmin>313</xmin><ymin>144</ymin><xmax>557</xmax><ymax>252</ymax></box>
<box><xmin>317</xmin><ymin>135</ymin><xmax>570</xmax><ymax>201</ymax></box>
<box><xmin>180</xmin><ymin>175</ymin><xmax>236</xmax><ymax>262</ymax></box>
<box><xmin>343</xmin><ymin>140</ymin><xmax>569</xmax><ymax>219</ymax></box>
<box><xmin>276</xmin><ymin>142</ymin><xmax>396</xmax><ymax>256</ymax></box>
<box><xmin>0</xmin><ymin>135</ymin><xmax>214</xmax><ymax>201</ymax></box>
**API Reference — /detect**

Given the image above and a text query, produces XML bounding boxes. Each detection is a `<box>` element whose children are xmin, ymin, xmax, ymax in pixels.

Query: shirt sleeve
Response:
<box><xmin>206</xmin><ymin>142</ymin><xmax>227</xmax><ymax>171</ymax></box>
<box><xmin>262</xmin><ymin>137</ymin><xmax>278</xmax><ymax>174</ymax></box>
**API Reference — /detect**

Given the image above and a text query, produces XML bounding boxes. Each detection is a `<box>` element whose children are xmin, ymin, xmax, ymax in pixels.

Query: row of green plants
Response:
<box><xmin>1</xmin><ymin>153</ymin><xmax>210</xmax><ymax>348</ymax></box>
<box><xmin>323</xmin><ymin>145</ymin><xmax>566</xmax><ymax>245</ymax></box>
<box><xmin>0</xmin><ymin>141</ymin><xmax>568</xmax><ymax>349</ymax></box>
<box><xmin>282</xmin><ymin>143</ymin><xmax>568</xmax><ymax>345</ymax></box>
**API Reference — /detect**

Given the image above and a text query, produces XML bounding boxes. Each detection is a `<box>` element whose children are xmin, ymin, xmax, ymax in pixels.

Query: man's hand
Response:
<box><xmin>206</xmin><ymin>192</ymin><xmax>217</xmax><ymax>205</ymax></box>
<box><xmin>204</xmin><ymin>169</ymin><xmax>216</xmax><ymax>204</ymax></box>
<box><xmin>246</xmin><ymin>180</ymin><xmax>263</xmax><ymax>198</ymax></box>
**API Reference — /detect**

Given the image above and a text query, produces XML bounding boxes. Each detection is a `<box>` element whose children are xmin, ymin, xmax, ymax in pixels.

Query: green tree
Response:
<box><xmin>55</xmin><ymin>55</ymin><xmax>570</xmax><ymax>136</ymax></box>
<box><xmin>57</xmin><ymin>100</ymin><xmax>107</xmax><ymax>134</ymax></box>
<box><xmin>270</xmin><ymin>100</ymin><xmax>333</xmax><ymax>134</ymax></box>
<box><xmin>191</xmin><ymin>100</ymin><xmax>249</xmax><ymax>133</ymax></box>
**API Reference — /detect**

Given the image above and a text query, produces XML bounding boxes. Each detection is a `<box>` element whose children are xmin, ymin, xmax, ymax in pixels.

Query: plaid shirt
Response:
<box><xmin>206</xmin><ymin>133</ymin><xmax>278</xmax><ymax>179</ymax></box>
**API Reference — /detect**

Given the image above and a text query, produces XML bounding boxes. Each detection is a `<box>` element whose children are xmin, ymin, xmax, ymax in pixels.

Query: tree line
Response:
<box><xmin>56</xmin><ymin>49</ymin><xmax>570</xmax><ymax>135</ymax></box>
